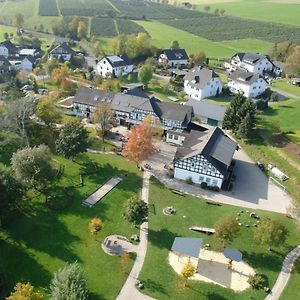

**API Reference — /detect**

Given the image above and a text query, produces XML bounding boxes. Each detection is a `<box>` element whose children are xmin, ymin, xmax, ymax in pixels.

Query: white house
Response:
<box><xmin>9</xmin><ymin>56</ymin><xmax>35</xmax><ymax>72</ymax></box>
<box><xmin>96</xmin><ymin>55</ymin><xmax>133</xmax><ymax>78</ymax></box>
<box><xmin>184</xmin><ymin>67</ymin><xmax>223</xmax><ymax>101</ymax></box>
<box><xmin>173</xmin><ymin>127</ymin><xmax>237</xmax><ymax>189</ymax></box>
<box><xmin>0</xmin><ymin>40</ymin><xmax>18</xmax><ymax>58</ymax></box>
<box><xmin>226</xmin><ymin>52</ymin><xmax>275</xmax><ymax>75</ymax></box>
<box><xmin>228</xmin><ymin>69</ymin><xmax>267</xmax><ymax>98</ymax></box>
<box><xmin>48</xmin><ymin>42</ymin><xmax>74</xmax><ymax>61</ymax></box>
<box><xmin>158</xmin><ymin>49</ymin><xmax>188</xmax><ymax>68</ymax></box>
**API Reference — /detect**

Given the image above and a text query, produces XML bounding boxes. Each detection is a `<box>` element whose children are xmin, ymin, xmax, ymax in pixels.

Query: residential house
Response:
<box><xmin>185</xmin><ymin>99</ymin><xmax>226</xmax><ymax>127</ymax></box>
<box><xmin>0</xmin><ymin>40</ymin><xmax>18</xmax><ymax>58</ymax></box>
<box><xmin>273</xmin><ymin>61</ymin><xmax>286</xmax><ymax>77</ymax></box>
<box><xmin>96</xmin><ymin>55</ymin><xmax>133</xmax><ymax>78</ymax></box>
<box><xmin>0</xmin><ymin>56</ymin><xmax>12</xmax><ymax>74</ymax></box>
<box><xmin>19</xmin><ymin>47</ymin><xmax>40</xmax><ymax>58</ymax></box>
<box><xmin>184</xmin><ymin>67</ymin><xmax>223</xmax><ymax>101</ymax></box>
<box><xmin>226</xmin><ymin>52</ymin><xmax>275</xmax><ymax>76</ymax></box>
<box><xmin>158</xmin><ymin>49</ymin><xmax>189</xmax><ymax>68</ymax></box>
<box><xmin>9</xmin><ymin>55</ymin><xmax>36</xmax><ymax>72</ymax></box>
<box><xmin>72</xmin><ymin>86</ymin><xmax>193</xmax><ymax>130</ymax></box>
<box><xmin>48</xmin><ymin>42</ymin><xmax>74</xmax><ymax>61</ymax></box>
<box><xmin>291</xmin><ymin>78</ymin><xmax>300</xmax><ymax>86</ymax></box>
<box><xmin>173</xmin><ymin>127</ymin><xmax>237</xmax><ymax>189</ymax></box>
<box><xmin>228</xmin><ymin>69</ymin><xmax>267</xmax><ymax>98</ymax></box>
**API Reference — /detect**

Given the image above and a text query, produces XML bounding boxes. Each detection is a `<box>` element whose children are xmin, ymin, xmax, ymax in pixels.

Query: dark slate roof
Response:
<box><xmin>228</xmin><ymin>69</ymin><xmax>265</xmax><ymax>86</ymax></box>
<box><xmin>232</xmin><ymin>52</ymin><xmax>273</xmax><ymax>66</ymax></box>
<box><xmin>24</xmin><ymin>55</ymin><xmax>35</xmax><ymax>64</ymax></box>
<box><xmin>175</xmin><ymin>127</ymin><xmax>237</xmax><ymax>175</ymax></box>
<box><xmin>273</xmin><ymin>61</ymin><xmax>286</xmax><ymax>70</ymax></box>
<box><xmin>167</xmin><ymin>122</ymin><xmax>207</xmax><ymax>138</ymax></box>
<box><xmin>184</xmin><ymin>67</ymin><xmax>220</xmax><ymax>88</ymax></box>
<box><xmin>104</xmin><ymin>54</ymin><xmax>133</xmax><ymax>67</ymax></box>
<box><xmin>0</xmin><ymin>55</ymin><xmax>11</xmax><ymax>68</ymax></box>
<box><xmin>224</xmin><ymin>248</ymin><xmax>242</xmax><ymax>262</ymax></box>
<box><xmin>161</xmin><ymin>49</ymin><xmax>188</xmax><ymax>61</ymax></box>
<box><xmin>158</xmin><ymin>101</ymin><xmax>193</xmax><ymax>123</ymax></box>
<box><xmin>49</xmin><ymin>42</ymin><xmax>74</xmax><ymax>55</ymax></box>
<box><xmin>0</xmin><ymin>40</ymin><xmax>17</xmax><ymax>53</ymax></box>
<box><xmin>171</xmin><ymin>237</ymin><xmax>202</xmax><ymax>258</ymax></box>
<box><xmin>185</xmin><ymin>99</ymin><xmax>226</xmax><ymax>122</ymax></box>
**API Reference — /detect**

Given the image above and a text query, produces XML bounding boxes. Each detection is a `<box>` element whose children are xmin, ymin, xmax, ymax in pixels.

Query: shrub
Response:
<box><xmin>209</xmin><ymin>185</ymin><xmax>220</xmax><ymax>192</ymax></box>
<box><xmin>186</xmin><ymin>177</ymin><xmax>193</xmax><ymax>185</ymax></box>
<box><xmin>248</xmin><ymin>274</ymin><xmax>266</xmax><ymax>289</ymax></box>
<box><xmin>200</xmin><ymin>182</ymin><xmax>208</xmax><ymax>189</ymax></box>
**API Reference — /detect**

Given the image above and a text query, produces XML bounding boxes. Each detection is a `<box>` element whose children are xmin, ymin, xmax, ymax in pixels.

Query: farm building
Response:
<box><xmin>48</xmin><ymin>42</ymin><xmax>75</xmax><ymax>61</ymax></box>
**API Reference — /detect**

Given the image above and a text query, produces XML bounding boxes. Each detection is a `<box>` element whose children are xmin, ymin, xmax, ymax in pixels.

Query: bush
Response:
<box><xmin>248</xmin><ymin>274</ymin><xmax>266</xmax><ymax>289</ymax></box>
<box><xmin>209</xmin><ymin>185</ymin><xmax>220</xmax><ymax>192</ymax></box>
<box><xmin>200</xmin><ymin>182</ymin><xmax>208</xmax><ymax>189</ymax></box>
<box><xmin>186</xmin><ymin>177</ymin><xmax>193</xmax><ymax>185</ymax></box>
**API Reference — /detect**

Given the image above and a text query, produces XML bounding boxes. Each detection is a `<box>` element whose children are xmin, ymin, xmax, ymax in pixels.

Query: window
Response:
<box><xmin>199</xmin><ymin>176</ymin><xmax>204</xmax><ymax>182</ymax></box>
<box><xmin>206</xmin><ymin>178</ymin><xmax>211</xmax><ymax>184</ymax></box>
<box><xmin>202</xmin><ymin>163</ymin><xmax>208</xmax><ymax>171</ymax></box>
<box><xmin>168</xmin><ymin>134</ymin><xmax>173</xmax><ymax>139</ymax></box>
<box><xmin>211</xmin><ymin>167</ymin><xmax>216</xmax><ymax>173</ymax></box>
<box><xmin>174</xmin><ymin>135</ymin><xmax>178</xmax><ymax>140</ymax></box>
<box><xmin>212</xmin><ymin>179</ymin><xmax>218</xmax><ymax>186</ymax></box>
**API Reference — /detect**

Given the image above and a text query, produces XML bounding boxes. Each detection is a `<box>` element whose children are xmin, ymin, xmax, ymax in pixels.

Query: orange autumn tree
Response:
<box><xmin>123</xmin><ymin>124</ymin><xmax>155</xmax><ymax>166</ymax></box>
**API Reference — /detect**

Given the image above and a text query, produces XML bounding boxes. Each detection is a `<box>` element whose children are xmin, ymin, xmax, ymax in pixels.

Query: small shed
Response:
<box><xmin>171</xmin><ymin>237</ymin><xmax>202</xmax><ymax>258</ymax></box>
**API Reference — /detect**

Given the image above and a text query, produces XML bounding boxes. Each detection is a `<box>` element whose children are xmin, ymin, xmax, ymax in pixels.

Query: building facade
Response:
<box><xmin>158</xmin><ymin>49</ymin><xmax>188</xmax><ymax>68</ymax></box>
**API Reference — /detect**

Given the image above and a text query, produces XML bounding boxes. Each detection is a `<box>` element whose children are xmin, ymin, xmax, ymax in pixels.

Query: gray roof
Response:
<box><xmin>232</xmin><ymin>52</ymin><xmax>272</xmax><ymax>66</ymax></box>
<box><xmin>0</xmin><ymin>40</ymin><xmax>17</xmax><ymax>53</ymax></box>
<box><xmin>0</xmin><ymin>55</ymin><xmax>11</xmax><ymax>68</ymax></box>
<box><xmin>185</xmin><ymin>99</ymin><xmax>226</xmax><ymax>122</ymax></box>
<box><xmin>175</xmin><ymin>127</ymin><xmax>237</xmax><ymax>175</ymax></box>
<box><xmin>228</xmin><ymin>69</ymin><xmax>265</xmax><ymax>86</ymax></box>
<box><xmin>158</xmin><ymin>101</ymin><xmax>193</xmax><ymax>123</ymax></box>
<box><xmin>184</xmin><ymin>67</ymin><xmax>220</xmax><ymax>88</ymax></box>
<box><xmin>49</xmin><ymin>42</ymin><xmax>74</xmax><ymax>55</ymax></box>
<box><xmin>224</xmin><ymin>248</ymin><xmax>242</xmax><ymax>262</ymax></box>
<box><xmin>273</xmin><ymin>61</ymin><xmax>286</xmax><ymax>70</ymax></box>
<box><xmin>104</xmin><ymin>54</ymin><xmax>132</xmax><ymax>67</ymax></box>
<box><xmin>171</xmin><ymin>237</ymin><xmax>202</xmax><ymax>258</ymax></box>
<box><xmin>161</xmin><ymin>49</ymin><xmax>188</xmax><ymax>61</ymax></box>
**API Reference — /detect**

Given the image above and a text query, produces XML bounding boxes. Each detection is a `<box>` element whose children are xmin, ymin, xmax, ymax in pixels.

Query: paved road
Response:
<box><xmin>116</xmin><ymin>172</ymin><xmax>156</xmax><ymax>300</ymax></box>
<box><xmin>265</xmin><ymin>245</ymin><xmax>300</xmax><ymax>300</ymax></box>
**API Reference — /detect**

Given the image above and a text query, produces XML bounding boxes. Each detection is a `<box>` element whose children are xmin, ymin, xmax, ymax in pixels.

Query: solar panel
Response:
<box><xmin>107</xmin><ymin>56</ymin><xmax>123</xmax><ymax>63</ymax></box>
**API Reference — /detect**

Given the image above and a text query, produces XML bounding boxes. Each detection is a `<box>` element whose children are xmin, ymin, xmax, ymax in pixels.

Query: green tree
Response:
<box><xmin>13</xmin><ymin>13</ymin><xmax>24</xmax><ymax>29</ymax></box>
<box><xmin>50</xmin><ymin>262</ymin><xmax>87</xmax><ymax>300</ymax></box>
<box><xmin>124</xmin><ymin>197</ymin><xmax>148</xmax><ymax>226</ymax></box>
<box><xmin>215</xmin><ymin>216</ymin><xmax>240</xmax><ymax>246</ymax></box>
<box><xmin>7</xmin><ymin>282</ymin><xmax>43</xmax><ymax>300</ymax></box>
<box><xmin>254</xmin><ymin>218</ymin><xmax>287</xmax><ymax>249</ymax></box>
<box><xmin>170</xmin><ymin>40</ymin><xmax>180</xmax><ymax>49</ymax></box>
<box><xmin>32</xmin><ymin>78</ymin><xmax>39</xmax><ymax>94</ymax></box>
<box><xmin>44</xmin><ymin>58</ymin><xmax>59</xmax><ymax>75</ymax></box>
<box><xmin>0</xmin><ymin>171</ymin><xmax>25</xmax><ymax>225</ymax></box>
<box><xmin>55</xmin><ymin>121</ymin><xmax>89</xmax><ymax>159</ymax></box>
<box><xmin>190</xmin><ymin>51</ymin><xmax>206</xmax><ymax>66</ymax></box>
<box><xmin>286</xmin><ymin>45</ymin><xmax>300</xmax><ymax>76</ymax></box>
<box><xmin>93</xmin><ymin>103</ymin><xmax>114</xmax><ymax>142</ymax></box>
<box><xmin>35</xmin><ymin>96</ymin><xmax>62</xmax><ymax>127</ymax></box>
<box><xmin>203</xmin><ymin>5</ymin><xmax>210</xmax><ymax>12</ymax></box>
<box><xmin>138</xmin><ymin>64</ymin><xmax>153</xmax><ymax>87</ymax></box>
<box><xmin>11</xmin><ymin>145</ymin><xmax>55</xmax><ymax>189</ymax></box>
<box><xmin>236</xmin><ymin>112</ymin><xmax>252</xmax><ymax>139</ymax></box>
<box><xmin>3</xmin><ymin>32</ymin><xmax>9</xmax><ymax>40</ymax></box>
<box><xmin>77</xmin><ymin>21</ymin><xmax>87</xmax><ymax>40</ymax></box>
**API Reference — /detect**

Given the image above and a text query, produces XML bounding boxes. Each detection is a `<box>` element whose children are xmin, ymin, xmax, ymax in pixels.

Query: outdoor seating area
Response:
<box><xmin>189</xmin><ymin>226</ymin><xmax>215</xmax><ymax>235</ymax></box>
<box><xmin>163</xmin><ymin>206</ymin><xmax>176</xmax><ymax>216</ymax></box>
<box><xmin>101</xmin><ymin>234</ymin><xmax>137</xmax><ymax>257</ymax></box>
<box><xmin>169</xmin><ymin>237</ymin><xmax>255</xmax><ymax>291</ymax></box>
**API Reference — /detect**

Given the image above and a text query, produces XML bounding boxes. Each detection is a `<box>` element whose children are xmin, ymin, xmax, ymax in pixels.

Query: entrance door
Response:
<box><xmin>207</xmin><ymin>118</ymin><xmax>218</xmax><ymax>127</ymax></box>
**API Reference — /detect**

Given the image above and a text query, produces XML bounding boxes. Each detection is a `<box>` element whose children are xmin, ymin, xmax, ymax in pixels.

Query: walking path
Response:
<box><xmin>116</xmin><ymin>172</ymin><xmax>156</xmax><ymax>300</ymax></box>
<box><xmin>82</xmin><ymin>177</ymin><xmax>122</xmax><ymax>207</ymax></box>
<box><xmin>265</xmin><ymin>245</ymin><xmax>300</xmax><ymax>300</ymax></box>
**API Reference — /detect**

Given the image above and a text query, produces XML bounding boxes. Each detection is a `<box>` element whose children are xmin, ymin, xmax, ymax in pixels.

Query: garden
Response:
<box><xmin>138</xmin><ymin>178</ymin><xmax>300</xmax><ymax>300</ymax></box>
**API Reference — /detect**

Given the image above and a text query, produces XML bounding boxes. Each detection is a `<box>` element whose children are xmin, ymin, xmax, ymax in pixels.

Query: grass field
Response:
<box><xmin>0</xmin><ymin>152</ymin><xmax>142</xmax><ymax>299</ymax></box>
<box><xmin>136</xmin><ymin>20</ymin><xmax>270</xmax><ymax>58</ymax></box>
<box><xmin>139</xmin><ymin>178</ymin><xmax>300</xmax><ymax>300</ymax></box>
<box><xmin>222</xmin><ymin>38</ymin><xmax>273</xmax><ymax>54</ymax></box>
<box><xmin>271</xmin><ymin>80</ymin><xmax>300</xmax><ymax>98</ymax></box>
<box><xmin>0</xmin><ymin>24</ymin><xmax>16</xmax><ymax>38</ymax></box>
<box><xmin>196</xmin><ymin>0</ymin><xmax>300</xmax><ymax>27</ymax></box>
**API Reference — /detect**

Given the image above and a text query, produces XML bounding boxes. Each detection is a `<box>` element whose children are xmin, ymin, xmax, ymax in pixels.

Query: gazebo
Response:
<box><xmin>171</xmin><ymin>237</ymin><xmax>203</xmax><ymax>259</ymax></box>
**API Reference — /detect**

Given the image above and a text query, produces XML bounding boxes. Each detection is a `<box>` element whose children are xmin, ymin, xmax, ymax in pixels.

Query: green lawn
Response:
<box><xmin>196</xmin><ymin>0</ymin><xmax>300</xmax><ymax>27</ymax></box>
<box><xmin>139</xmin><ymin>178</ymin><xmax>300</xmax><ymax>300</ymax></box>
<box><xmin>148</xmin><ymin>79</ymin><xmax>178</xmax><ymax>103</ymax></box>
<box><xmin>0</xmin><ymin>24</ymin><xmax>16</xmax><ymax>38</ymax></box>
<box><xmin>204</xmin><ymin>95</ymin><xmax>231</xmax><ymax>106</ymax></box>
<box><xmin>0</xmin><ymin>153</ymin><xmax>142</xmax><ymax>299</ymax></box>
<box><xmin>136</xmin><ymin>20</ymin><xmax>238</xmax><ymax>58</ymax></box>
<box><xmin>271</xmin><ymin>79</ymin><xmax>300</xmax><ymax>98</ymax></box>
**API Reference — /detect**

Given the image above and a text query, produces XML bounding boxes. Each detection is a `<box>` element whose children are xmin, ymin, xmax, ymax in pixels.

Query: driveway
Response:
<box><xmin>144</xmin><ymin>141</ymin><xmax>293</xmax><ymax>214</ymax></box>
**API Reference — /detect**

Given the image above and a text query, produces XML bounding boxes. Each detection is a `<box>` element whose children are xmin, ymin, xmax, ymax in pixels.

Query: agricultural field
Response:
<box><xmin>161</xmin><ymin>15</ymin><xmax>300</xmax><ymax>44</ymax></box>
<box><xmin>136</xmin><ymin>20</ymin><xmax>271</xmax><ymax>58</ymax></box>
<box><xmin>194</xmin><ymin>0</ymin><xmax>300</xmax><ymax>27</ymax></box>
<box><xmin>38</xmin><ymin>0</ymin><xmax>59</xmax><ymax>16</ymax></box>
<box><xmin>222</xmin><ymin>39</ymin><xmax>273</xmax><ymax>54</ymax></box>
<box><xmin>116</xmin><ymin>19</ymin><xmax>147</xmax><ymax>35</ymax></box>
<box><xmin>90</xmin><ymin>17</ymin><xmax>117</xmax><ymax>37</ymax></box>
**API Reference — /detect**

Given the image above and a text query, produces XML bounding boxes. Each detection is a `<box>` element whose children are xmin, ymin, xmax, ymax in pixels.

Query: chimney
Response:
<box><xmin>195</xmin><ymin>76</ymin><xmax>199</xmax><ymax>83</ymax></box>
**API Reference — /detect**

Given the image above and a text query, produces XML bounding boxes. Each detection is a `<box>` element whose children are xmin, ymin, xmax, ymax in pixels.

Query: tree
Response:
<box><xmin>7</xmin><ymin>282</ymin><xmax>43</xmax><ymax>300</ymax></box>
<box><xmin>13</xmin><ymin>13</ymin><xmax>24</xmax><ymax>29</ymax></box>
<box><xmin>93</xmin><ymin>103</ymin><xmax>114</xmax><ymax>142</ymax></box>
<box><xmin>254</xmin><ymin>218</ymin><xmax>287</xmax><ymax>249</ymax></box>
<box><xmin>181</xmin><ymin>261</ymin><xmax>195</xmax><ymax>286</ymax></box>
<box><xmin>55</xmin><ymin>121</ymin><xmax>89</xmax><ymax>159</ymax></box>
<box><xmin>123</xmin><ymin>124</ymin><xmax>155</xmax><ymax>165</ymax></box>
<box><xmin>44</xmin><ymin>58</ymin><xmax>59</xmax><ymax>75</ymax></box>
<box><xmin>214</xmin><ymin>8</ymin><xmax>220</xmax><ymax>14</ymax></box>
<box><xmin>190</xmin><ymin>51</ymin><xmax>206</xmax><ymax>66</ymax></box>
<box><xmin>11</xmin><ymin>145</ymin><xmax>55</xmax><ymax>189</ymax></box>
<box><xmin>236</xmin><ymin>112</ymin><xmax>252</xmax><ymax>139</ymax></box>
<box><xmin>77</xmin><ymin>21</ymin><xmax>87</xmax><ymax>40</ymax></box>
<box><xmin>170</xmin><ymin>40</ymin><xmax>180</xmax><ymax>49</ymax></box>
<box><xmin>203</xmin><ymin>5</ymin><xmax>210</xmax><ymax>12</ymax></box>
<box><xmin>143</xmin><ymin>115</ymin><xmax>164</xmax><ymax>138</ymax></box>
<box><xmin>35</xmin><ymin>96</ymin><xmax>62</xmax><ymax>127</ymax></box>
<box><xmin>0</xmin><ymin>171</ymin><xmax>25</xmax><ymax>225</ymax></box>
<box><xmin>286</xmin><ymin>45</ymin><xmax>300</xmax><ymax>76</ymax></box>
<box><xmin>3</xmin><ymin>32</ymin><xmax>9</xmax><ymax>40</ymax></box>
<box><xmin>138</xmin><ymin>64</ymin><xmax>153</xmax><ymax>87</ymax></box>
<box><xmin>219</xmin><ymin>8</ymin><xmax>226</xmax><ymax>15</ymax></box>
<box><xmin>51</xmin><ymin>65</ymin><xmax>70</xmax><ymax>88</ymax></box>
<box><xmin>124</xmin><ymin>196</ymin><xmax>148</xmax><ymax>226</ymax></box>
<box><xmin>50</xmin><ymin>262</ymin><xmax>87</xmax><ymax>300</ymax></box>
<box><xmin>120</xmin><ymin>252</ymin><xmax>131</xmax><ymax>274</ymax></box>
<box><xmin>89</xmin><ymin>217</ymin><xmax>103</xmax><ymax>239</ymax></box>
<box><xmin>215</xmin><ymin>216</ymin><xmax>240</xmax><ymax>246</ymax></box>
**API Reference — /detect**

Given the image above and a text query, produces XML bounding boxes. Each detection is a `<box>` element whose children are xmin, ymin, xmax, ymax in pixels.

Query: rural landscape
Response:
<box><xmin>0</xmin><ymin>0</ymin><xmax>300</xmax><ymax>300</ymax></box>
